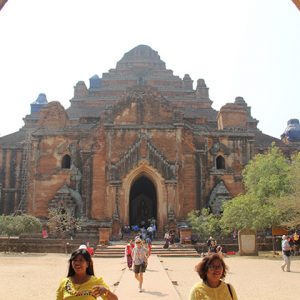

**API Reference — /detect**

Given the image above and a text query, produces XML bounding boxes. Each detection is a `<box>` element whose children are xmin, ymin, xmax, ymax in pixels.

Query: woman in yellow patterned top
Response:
<box><xmin>56</xmin><ymin>248</ymin><xmax>118</xmax><ymax>300</ymax></box>
<box><xmin>189</xmin><ymin>253</ymin><xmax>238</xmax><ymax>300</ymax></box>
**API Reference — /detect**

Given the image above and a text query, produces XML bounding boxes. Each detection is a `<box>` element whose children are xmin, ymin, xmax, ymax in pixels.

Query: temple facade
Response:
<box><xmin>0</xmin><ymin>45</ymin><xmax>298</xmax><ymax>238</ymax></box>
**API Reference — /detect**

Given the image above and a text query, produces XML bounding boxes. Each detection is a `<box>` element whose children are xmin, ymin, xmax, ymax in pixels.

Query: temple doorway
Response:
<box><xmin>129</xmin><ymin>176</ymin><xmax>157</xmax><ymax>228</ymax></box>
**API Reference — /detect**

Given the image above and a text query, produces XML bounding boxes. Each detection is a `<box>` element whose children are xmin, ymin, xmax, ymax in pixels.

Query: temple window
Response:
<box><xmin>61</xmin><ymin>154</ymin><xmax>71</xmax><ymax>169</ymax></box>
<box><xmin>216</xmin><ymin>155</ymin><xmax>225</xmax><ymax>170</ymax></box>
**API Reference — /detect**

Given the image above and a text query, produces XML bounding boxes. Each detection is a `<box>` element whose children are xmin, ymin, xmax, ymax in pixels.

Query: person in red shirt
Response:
<box><xmin>79</xmin><ymin>242</ymin><xmax>94</xmax><ymax>256</ymax></box>
<box><xmin>125</xmin><ymin>239</ymin><xmax>134</xmax><ymax>269</ymax></box>
<box><xmin>145</xmin><ymin>237</ymin><xmax>152</xmax><ymax>256</ymax></box>
<box><xmin>42</xmin><ymin>226</ymin><xmax>48</xmax><ymax>239</ymax></box>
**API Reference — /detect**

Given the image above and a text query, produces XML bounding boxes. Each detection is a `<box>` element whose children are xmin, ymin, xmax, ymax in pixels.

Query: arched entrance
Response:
<box><xmin>129</xmin><ymin>176</ymin><xmax>157</xmax><ymax>227</ymax></box>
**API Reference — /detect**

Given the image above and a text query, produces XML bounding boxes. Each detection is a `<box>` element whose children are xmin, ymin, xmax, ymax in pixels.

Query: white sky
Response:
<box><xmin>0</xmin><ymin>0</ymin><xmax>299</xmax><ymax>138</ymax></box>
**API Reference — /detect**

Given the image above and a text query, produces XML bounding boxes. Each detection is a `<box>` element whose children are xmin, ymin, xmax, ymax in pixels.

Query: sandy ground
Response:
<box><xmin>1</xmin><ymin>252</ymin><xmax>300</xmax><ymax>299</ymax></box>
<box><xmin>161</xmin><ymin>255</ymin><xmax>300</xmax><ymax>300</ymax></box>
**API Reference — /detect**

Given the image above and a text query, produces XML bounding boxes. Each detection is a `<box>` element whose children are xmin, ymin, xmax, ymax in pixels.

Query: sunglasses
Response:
<box><xmin>208</xmin><ymin>264</ymin><xmax>223</xmax><ymax>270</ymax></box>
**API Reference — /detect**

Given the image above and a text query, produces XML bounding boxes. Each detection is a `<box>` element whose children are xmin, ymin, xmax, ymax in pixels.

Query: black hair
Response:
<box><xmin>67</xmin><ymin>248</ymin><xmax>94</xmax><ymax>277</ymax></box>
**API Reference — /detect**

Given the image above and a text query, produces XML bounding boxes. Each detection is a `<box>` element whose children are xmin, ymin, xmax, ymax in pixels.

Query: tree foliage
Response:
<box><xmin>0</xmin><ymin>214</ymin><xmax>42</xmax><ymax>237</ymax></box>
<box><xmin>273</xmin><ymin>152</ymin><xmax>300</xmax><ymax>228</ymax></box>
<box><xmin>221</xmin><ymin>145</ymin><xmax>300</xmax><ymax>232</ymax></box>
<box><xmin>221</xmin><ymin>194</ymin><xmax>281</xmax><ymax>231</ymax></box>
<box><xmin>187</xmin><ymin>208</ymin><xmax>221</xmax><ymax>240</ymax></box>
<box><xmin>243</xmin><ymin>145</ymin><xmax>292</xmax><ymax>200</ymax></box>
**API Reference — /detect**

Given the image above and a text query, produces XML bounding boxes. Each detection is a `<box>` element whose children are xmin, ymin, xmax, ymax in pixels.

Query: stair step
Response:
<box><xmin>94</xmin><ymin>243</ymin><xmax>199</xmax><ymax>258</ymax></box>
<box><xmin>95</xmin><ymin>249</ymin><xmax>197</xmax><ymax>253</ymax></box>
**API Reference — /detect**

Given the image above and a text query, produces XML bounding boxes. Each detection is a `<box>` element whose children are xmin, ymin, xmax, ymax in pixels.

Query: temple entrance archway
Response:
<box><xmin>129</xmin><ymin>176</ymin><xmax>157</xmax><ymax>227</ymax></box>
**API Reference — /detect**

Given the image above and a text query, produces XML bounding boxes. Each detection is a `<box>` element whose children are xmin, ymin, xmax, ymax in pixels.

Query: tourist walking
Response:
<box><xmin>140</xmin><ymin>227</ymin><xmax>147</xmax><ymax>240</ymax></box>
<box><xmin>132</xmin><ymin>238</ymin><xmax>148</xmax><ymax>292</ymax></box>
<box><xmin>293</xmin><ymin>231</ymin><xmax>300</xmax><ymax>255</ymax></box>
<box><xmin>169</xmin><ymin>229</ymin><xmax>176</xmax><ymax>246</ymax></box>
<box><xmin>124</xmin><ymin>239</ymin><xmax>134</xmax><ymax>269</ymax></box>
<box><xmin>163</xmin><ymin>230</ymin><xmax>170</xmax><ymax>249</ymax></box>
<box><xmin>146</xmin><ymin>224</ymin><xmax>153</xmax><ymax>240</ymax></box>
<box><xmin>216</xmin><ymin>245</ymin><xmax>225</xmax><ymax>259</ymax></box>
<box><xmin>189</xmin><ymin>253</ymin><xmax>238</xmax><ymax>300</ymax></box>
<box><xmin>151</xmin><ymin>222</ymin><xmax>157</xmax><ymax>239</ymax></box>
<box><xmin>281</xmin><ymin>235</ymin><xmax>292</xmax><ymax>272</ymax></box>
<box><xmin>207</xmin><ymin>236</ymin><xmax>217</xmax><ymax>254</ymax></box>
<box><xmin>56</xmin><ymin>248</ymin><xmax>118</xmax><ymax>299</ymax></box>
<box><xmin>79</xmin><ymin>242</ymin><xmax>95</xmax><ymax>256</ymax></box>
<box><xmin>145</xmin><ymin>236</ymin><xmax>152</xmax><ymax>256</ymax></box>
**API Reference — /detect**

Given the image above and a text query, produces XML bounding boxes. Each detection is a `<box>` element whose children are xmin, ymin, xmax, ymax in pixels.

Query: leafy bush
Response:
<box><xmin>187</xmin><ymin>208</ymin><xmax>221</xmax><ymax>241</ymax></box>
<box><xmin>0</xmin><ymin>214</ymin><xmax>42</xmax><ymax>237</ymax></box>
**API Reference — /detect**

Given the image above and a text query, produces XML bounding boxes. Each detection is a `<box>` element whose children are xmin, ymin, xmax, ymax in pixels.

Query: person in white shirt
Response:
<box><xmin>132</xmin><ymin>238</ymin><xmax>148</xmax><ymax>292</ymax></box>
<box><xmin>281</xmin><ymin>235</ymin><xmax>292</xmax><ymax>272</ymax></box>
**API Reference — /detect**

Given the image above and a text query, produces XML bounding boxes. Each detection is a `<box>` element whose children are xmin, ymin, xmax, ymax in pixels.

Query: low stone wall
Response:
<box><xmin>0</xmin><ymin>236</ymin><xmax>275</xmax><ymax>254</ymax></box>
<box><xmin>0</xmin><ymin>237</ymin><xmax>98</xmax><ymax>254</ymax></box>
<box><xmin>194</xmin><ymin>237</ymin><xmax>274</xmax><ymax>254</ymax></box>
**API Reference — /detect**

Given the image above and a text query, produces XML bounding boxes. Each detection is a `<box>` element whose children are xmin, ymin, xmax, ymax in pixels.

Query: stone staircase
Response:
<box><xmin>94</xmin><ymin>241</ymin><xmax>199</xmax><ymax>258</ymax></box>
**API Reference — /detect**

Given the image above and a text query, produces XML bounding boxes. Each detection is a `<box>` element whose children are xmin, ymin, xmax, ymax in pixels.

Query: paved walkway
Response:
<box><xmin>115</xmin><ymin>255</ymin><xmax>180</xmax><ymax>299</ymax></box>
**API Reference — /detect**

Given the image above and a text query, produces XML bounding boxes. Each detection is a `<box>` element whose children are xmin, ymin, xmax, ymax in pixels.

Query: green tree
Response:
<box><xmin>273</xmin><ymin>152</ymin><xmax>300</xmax><ymax>228</ymax></box>
<box><xmin>221</xmin><ymin>194</ymin><xmax>281</xmax><ymax>231</ymax></box>
<box><xmin>187</xmin><ymin>208</ymin><xmax>221</xmax><ymax>240</ymax></box>
<box><xmin>243</xmin><ymin>145</ymin><xmax>292</xmax><ymax>200</ymax></box>
<box><xmin>0</xmin><ymin>214</ymin><xmax>42</xmax><ymax>237</ymax></box>
<box><xmin>221</xmin><ymin>144</ymin><xmax>293</xmax><ymax>232</ymax></box>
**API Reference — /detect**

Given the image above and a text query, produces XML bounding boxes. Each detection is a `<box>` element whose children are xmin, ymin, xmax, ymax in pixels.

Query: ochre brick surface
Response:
<box><xmin>0</xmin><ymin>45</ymin><xmax>296</xmax><ymax>235</ymax></box>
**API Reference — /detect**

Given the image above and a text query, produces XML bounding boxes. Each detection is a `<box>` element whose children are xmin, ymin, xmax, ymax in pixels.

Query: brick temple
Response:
<box><xmin>0</xmin><ymin>45</ymin><xmax>299</xmax><ymax>239</ymax></box>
